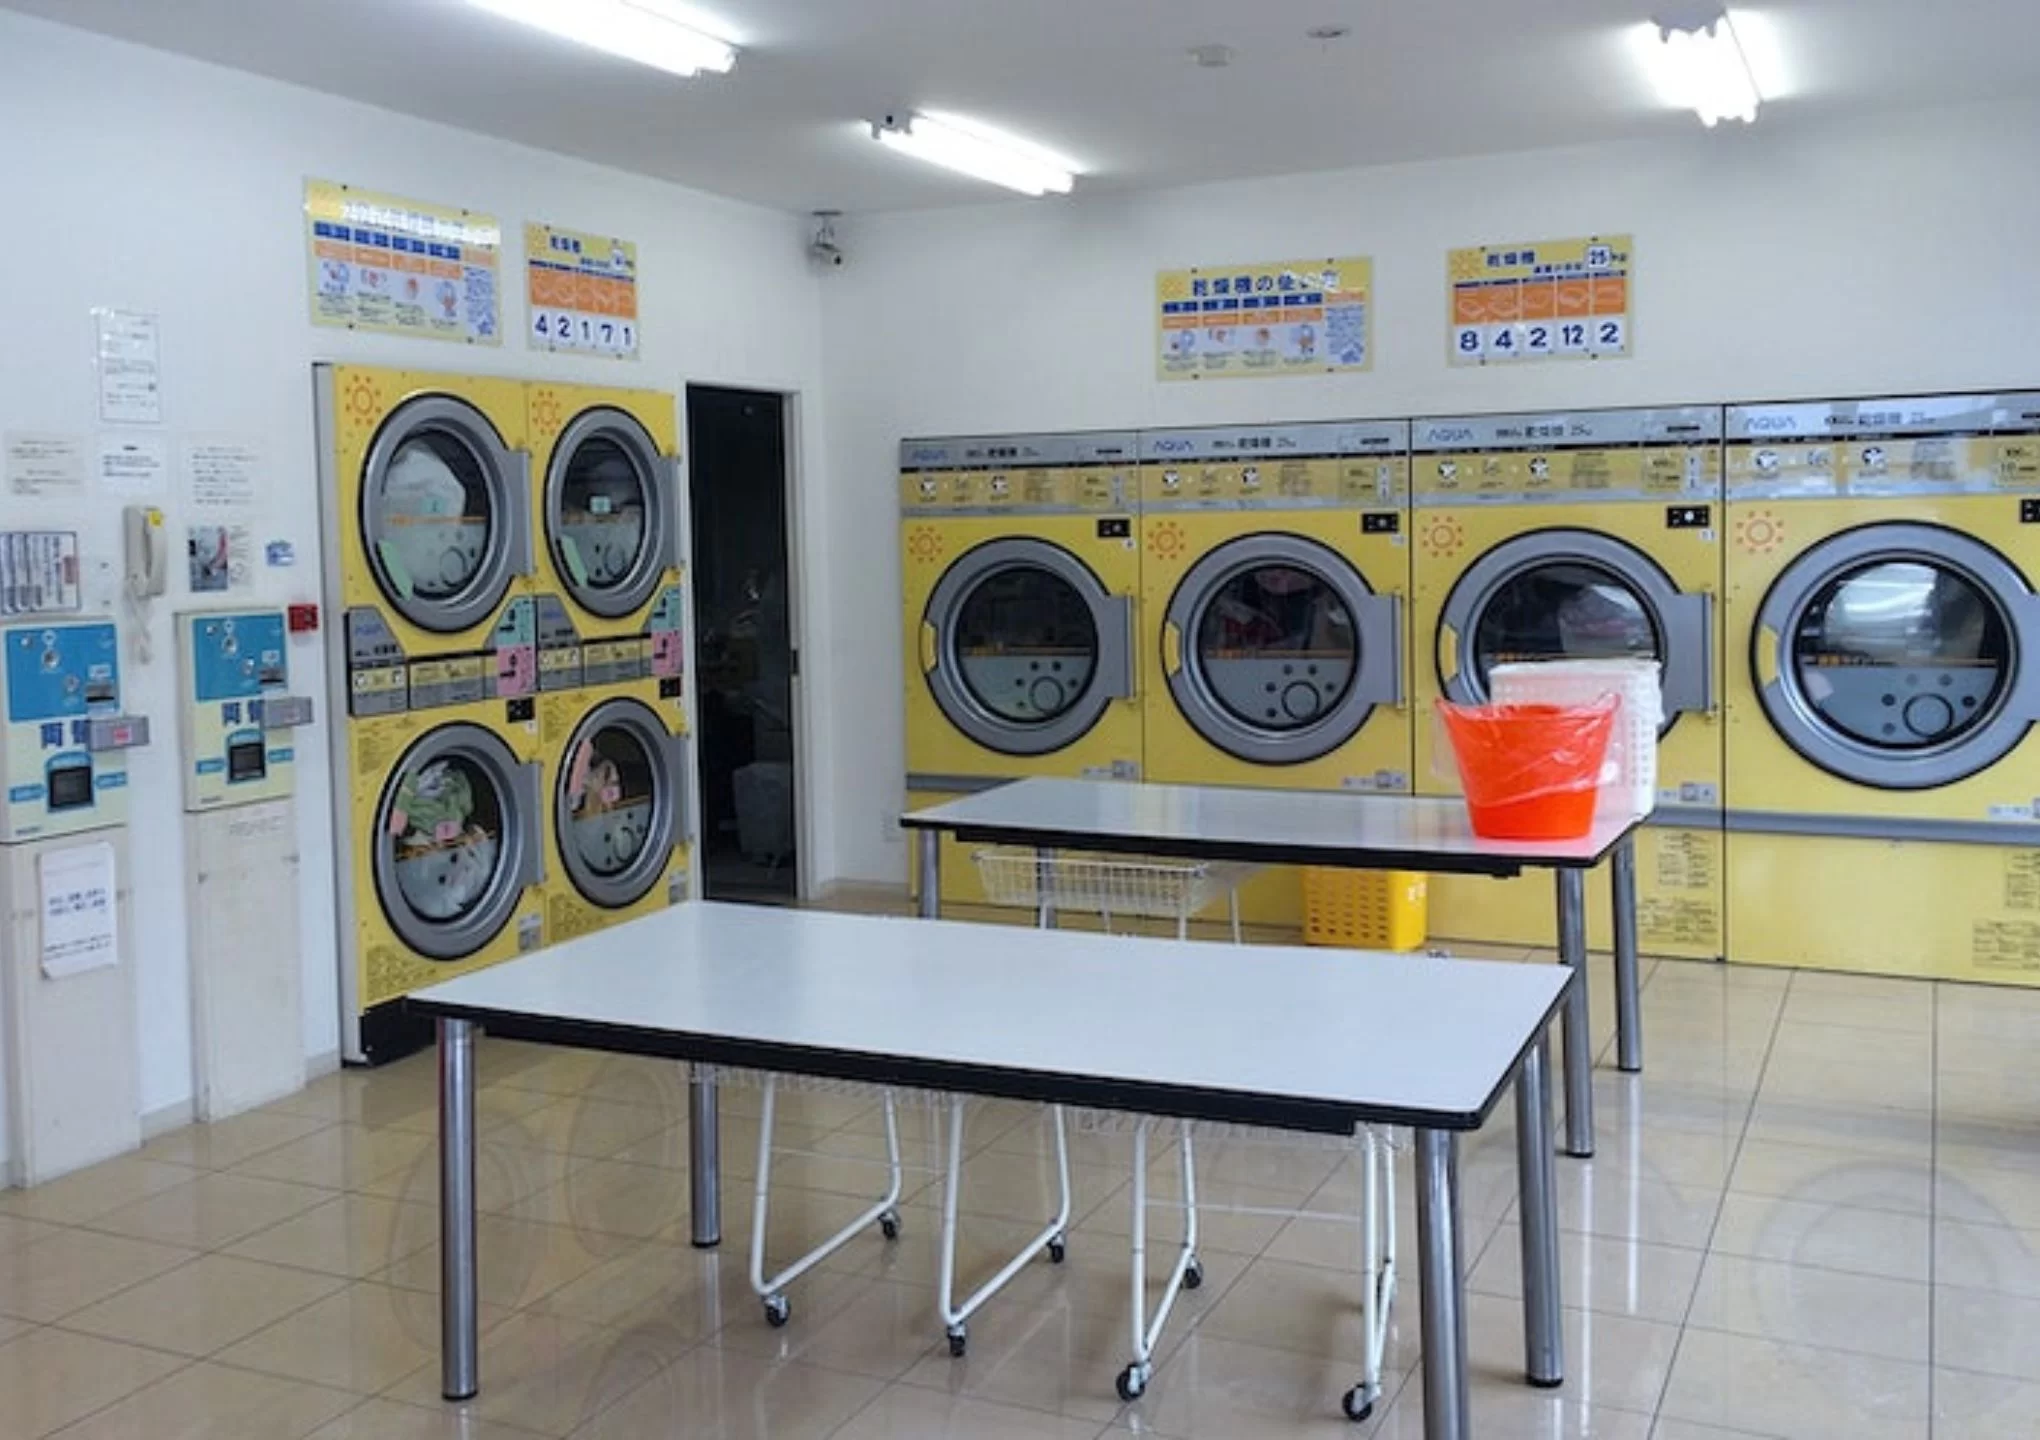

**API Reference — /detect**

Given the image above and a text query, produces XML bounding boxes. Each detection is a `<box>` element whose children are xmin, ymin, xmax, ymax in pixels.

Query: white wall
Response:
<box><xmin>0</xmin><ymin>10</ymin><xmax>826</xmax><ymax>1151</ymax></box>
<box><xmin>818</xmin><ymin>96</ymin><xmax>2040</xmax><ymax>883</ymax></box>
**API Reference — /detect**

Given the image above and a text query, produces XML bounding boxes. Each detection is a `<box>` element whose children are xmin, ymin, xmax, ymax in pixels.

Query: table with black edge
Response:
<box><xmin>901</xmin><ymin>776</ymin><xmax>1651</xmax><ymax>1159</ymax></box>
<box><xmin>411</xmin><ymin>902</ymin><xmax>1571</xmax><ymax>1440</ymax></box>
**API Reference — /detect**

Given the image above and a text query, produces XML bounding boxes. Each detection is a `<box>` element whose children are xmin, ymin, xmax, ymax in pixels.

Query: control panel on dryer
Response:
<box><xmin>177</xmin><ymin>609</ymin><xmax>313</xmax><ymax>812</ymax></box>
<box><xmin>0</xmin><ymin>621</ymin><xmax>149</xmax><ymax>843</ymax></box>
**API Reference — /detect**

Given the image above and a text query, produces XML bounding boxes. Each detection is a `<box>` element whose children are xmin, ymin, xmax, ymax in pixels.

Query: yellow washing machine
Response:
<box><xmin>902</xmin><ymin>433</ymin><xmax>1142</xmax><ymax>909</ymax></box>
<box><xmin>1725</xmin><ymin>392</ymin><xmax>2040</xmax><ymax>985</ymax></box>
<box><xmin>317</xmin><ymin>364</ymin><xmax>543</xmax><ymax>1063</ymax></box>
<box><xmin>1412</xmin><ymin>408</ymin><xmax>1725</xmax><ymax>959</ymax></box>
<box><xmin>527</xmin><ymin>381</ymin><xmax>684</xmax><ymax>681</ymax></box>
<box><xmin>539</xmin><ymin>675</ymin><xmax>691</xmax><ymax>943</ymax></box>
<box><xmin>1140</xmin><ymin>422</ymin><xmax>1412</xmax><ymax>927</ymax></box>
<box><xmin>341</xmin><ymin>701</ymin><xmax>546</xmax><ymax>1063</ymax></box>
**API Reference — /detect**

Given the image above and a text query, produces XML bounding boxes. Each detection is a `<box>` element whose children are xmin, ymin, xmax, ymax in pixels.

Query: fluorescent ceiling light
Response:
<box><xmin>873</xmin><ymin>113</ymin><xmax>1077</xmax><ymax>197</ymax></box>
<box><xmin>468</xmin><ymin>0</ymin><xmax>736</xmax><ymax>77</ymax></box>
<box><xmin>1646</xmin><ymin>8</ymin><xmax>1761</xmax><ymax>126</ymax></box>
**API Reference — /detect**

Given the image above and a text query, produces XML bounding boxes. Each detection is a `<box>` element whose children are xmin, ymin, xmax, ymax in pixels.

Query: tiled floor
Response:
<box><xmin>3</xmin><ymin>944</ymin><xmax>2039</xmax><ymax>1437</ymax></box>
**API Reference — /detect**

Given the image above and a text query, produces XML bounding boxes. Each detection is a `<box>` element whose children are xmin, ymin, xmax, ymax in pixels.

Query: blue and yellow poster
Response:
<box><xmin>1448</xmin><ymin>235</ymin><xmax>1632</xmax><ymax>366</ymax></box>
<box><xmin>1157</xmin><ymin>257</ymin><xmax>1372</xmax><ymax>381</ymax></box>
<box><xmin>305</xmin><ymin>179</ymin><xmax>501</xmax><ymax>345</ymax></box>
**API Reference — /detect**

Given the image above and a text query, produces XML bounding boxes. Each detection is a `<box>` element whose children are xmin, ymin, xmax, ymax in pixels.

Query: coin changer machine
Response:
<box><xmin>0</xmin><ymin>620</ymin><xmax>150</xmax><ymax>1185</ymax></box>
<box><xmin>177</xmin><ymin>609</ymin><xmax>315</xmax><ymax>1120</ymax></box>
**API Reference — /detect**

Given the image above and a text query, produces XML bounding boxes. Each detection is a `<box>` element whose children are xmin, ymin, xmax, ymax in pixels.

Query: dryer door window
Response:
<box><xmin>362</xmin><ymin>396</ymin><xmax>526</xmax><ymax>635</ymax></box>
<box><xmin>372</xmin><ymin>723</ymin><xmax>538</xmax><ymax>960</ymax></box>
<box><xmin>1440</xmin><ymin>530</ymin><xmax>1712</xmax><ymax>725</ymax></box>
<box><xmin>922</xmin><ymin>538</ymin><xmax>1133</xmax><ymax>758</ymax></box>
<box><xmin>1756</xmin><ymin>523</ymin><xmax>2040</xmax><ymax>789</ymax></box>
<box><xmin>546</xmin><ymin>408</ymin><xmax>673</xmax><ymax>620</ymax></box>
<box><xmin>1164</xmin><ymin>534</ymin><xmax>1402</xmax><ymax>765</ymax></box>
<box><xmin>557</xmin><ymin>697</ymin><xmax>682</xmax><ymax>909</ymax></box>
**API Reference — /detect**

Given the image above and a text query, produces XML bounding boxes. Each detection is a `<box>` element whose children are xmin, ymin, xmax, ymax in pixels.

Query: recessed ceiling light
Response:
<box><xmin>871</xmin><ymin>113</ymin><xmax>1078</xmax><ymax>197</ymax></box>
<box><xmin>1306</xmin><ymin>25</ymin><xmax>1351</xmax><ymax>41</ymax></box>
<box><xmin>1188</xmin><ymin>44</ymin><xmax>1235</xmax><ymax>69</ymax></box>
<box><xmin>1642</xmin><ymin>5</ymin><xmax>1762</xmax><ymax>126</ymax></box>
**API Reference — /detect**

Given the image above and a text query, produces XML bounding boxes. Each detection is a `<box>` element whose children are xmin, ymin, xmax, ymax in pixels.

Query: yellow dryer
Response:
<box><xmin>527</xmin><ymin>381</ymin><xmax>684</xmax><ymax>678</ymax></box>
<box><xmin>340</xmin><ymin>699</ymin><xmax>545</xmax><ymax>1063</ymax></box>
<box><xmin>1411</xmin><ymin>408</ymin><xmax>1725</xmax><ymax>960</ymax></box>
<box><xmin>1725</xmin><ymin>392</ymin><xmax>2040</xmax><ymax>986</ymax></box>
<box><xmin>1140</xmin><ymin>422</ymin><xmax>1412</xmax><ymax>927</ymax></box>
<box><xmin>539</xmin><ymin>676</ymin><xmax>690</xmax><ymax>943</ymax></box>
<box><xmin>902</xmin><ymin>433</ymin><xmax>1142</xmax><ymax>909</ymax></box>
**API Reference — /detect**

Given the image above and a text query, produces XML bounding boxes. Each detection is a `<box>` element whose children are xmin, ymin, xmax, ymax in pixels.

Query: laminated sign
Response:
<box><xmin>1157</xmin><ymin>257</ymin><xmax>1372</xmax><ymax>381</ymax></box>
<box><xmin>40</xmin><ymin>842</ymin><xmax>117</xmax><ymax>979</ymax></box>
<box><xmin>1448</xmin><ymin>235</ymin><xmax>1632</xmax><ymax>366</ymax></box>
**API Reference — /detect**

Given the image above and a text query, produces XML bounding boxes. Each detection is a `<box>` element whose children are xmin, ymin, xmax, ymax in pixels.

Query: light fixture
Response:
<box><xmin>1647</xmin><ymin>7</ymin><xmax>1760</xmax><ymax>126</ymax></box>
<box><xmin>872</xmin><ymin>113</ymin><xmax>1077</xmax><ymax>197</ymax></box>
<box><xmin>467</xmin><ymin>0</ymin><xmax>736</xmax><ymax>78</ymax></box>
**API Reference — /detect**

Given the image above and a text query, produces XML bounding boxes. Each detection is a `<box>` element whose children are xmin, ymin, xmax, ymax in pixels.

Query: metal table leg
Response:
<box><xmin>1514</xmin><ymin>1034</ymin><xmax>1564</xmax><ymax>1388</ymax></box>
<box><xmin>917</xmin><ymin>829</ymin><xmax>941</xmax><ymax>920</ymax></box>
<box><xmin>438</xmin><ymin>1018</ymin><xmax>479</xmax><ymax>1402</ymax></box>
<box><xmin>1555</xmin><ymin>868</ymin><xmax>1595</xmax><ymax>1158</ymax></box>
<box><xmin>689</xmin><ymin>1064</ymin><xmax>721</xmax><ymax>1248</ymax></box>
<box><xmin>1610</xmin><ymin>835</ymin><xmax>1643</xmax><ymax>1074</ymax></box>
<box><xmin>1414</xmin><ymin>1129</ymin><xmax>1469</xmax><ymax>1440</ymax></box>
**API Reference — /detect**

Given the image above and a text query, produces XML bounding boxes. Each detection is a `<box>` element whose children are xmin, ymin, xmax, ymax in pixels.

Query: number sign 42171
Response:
<box><xmin>532</xmin><ymin>309</ymin><xmax>637</xmax><ymax>357</ymax></box>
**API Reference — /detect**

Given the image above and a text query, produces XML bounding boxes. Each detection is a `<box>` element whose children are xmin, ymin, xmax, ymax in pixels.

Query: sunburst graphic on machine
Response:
<box><xmin>1734</xmin><ymin>508</ymin><xmax>1786</xmax><ymax>555</ymax></box>
<box><xmin>1420</xmin><ymin>514</ymin><xmax>1465</xmax><ymax>560</ymax></box>
<box><xmin>905</xmin><ymin>525</ymin><xmax>945</xmax><ymax>566</ymax></box>
<box><xmin>1146</xmin><ymin>519</ymin><xmax>1188</xmax><ymax>563</ymax></box>
<box><xmin>343</xmin><ymin>372</ymin><xmax>384</xmax><ymax>426</ymax></box>
<box><xmin>529</xmin><ymin>387</ymin><xmax>567</xmax><ymax>439</ymax></box>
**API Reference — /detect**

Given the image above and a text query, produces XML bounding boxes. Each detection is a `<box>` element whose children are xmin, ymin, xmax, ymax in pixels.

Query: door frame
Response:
<box><xmin>680</xmin><ymin>378</ymin><xmax>814</xmax><ymax>902</ymax></box>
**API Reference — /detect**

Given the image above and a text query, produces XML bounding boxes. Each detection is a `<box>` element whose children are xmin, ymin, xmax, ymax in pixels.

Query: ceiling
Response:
<box><xmin>9</xmin><ymin>0</ymin><xmax>2039</xmax><ymax>213</ymax></box>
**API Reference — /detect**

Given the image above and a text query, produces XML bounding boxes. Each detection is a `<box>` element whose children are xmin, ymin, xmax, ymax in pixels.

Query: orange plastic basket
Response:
<box><xmin>1437</xmin><ymin>699</ymin><xmax>1618</xmax><ymax>841</ymax></box>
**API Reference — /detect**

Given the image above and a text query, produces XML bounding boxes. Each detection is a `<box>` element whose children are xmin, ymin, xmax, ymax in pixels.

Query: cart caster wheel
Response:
<box><xmin>1116</xmin><ymin>1364</ymin><xmax>1148</xmax><ymax>1402</ymax></box>
<box><xmin>947</xmin><ymin>1327</ymin><xmax>968</xmax><ymax>1358</ymax></box>
<box><xmin>1341</xmin><ymin>1386</ymin><xmax>1374</xmax><ymax>1423</ymax></box>
<box><xmin>1047</xmin><ymin>1236</ymin><xmax>1067</xmax><ymax>1264</ymax></box>
<box><xmin>1183</xmin><ymin>1257</ymin><xmax>1204</xmax><ymax>1291</ymax></box>
<box><xmin>879</xmin><ymin>1210</ymin><xmax>901</xmax><ymax>1241</ymax></box>
<box><xmin>763</xmin><ymin>1294</ymin><xmax>790</xmax><ymax>1328</ymax></box>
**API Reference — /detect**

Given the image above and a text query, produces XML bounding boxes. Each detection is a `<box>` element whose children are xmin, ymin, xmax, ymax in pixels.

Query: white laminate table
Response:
<box><xmin>902</xmin><ymin>777</ymin><xmax>1652</xmax><ymax>1159</ymax></box>
<box><xmin>410</xmin><ymin>902</ymin><xmax>1572</xmax><ymax>1440</ymax></box>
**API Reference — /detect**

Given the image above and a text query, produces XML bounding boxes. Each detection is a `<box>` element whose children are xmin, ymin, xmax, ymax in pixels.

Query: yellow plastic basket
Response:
<box><xmin>1301</xmin><ymin>868</ymin><xmax>1428</xmax><ymax>952</ymax></box>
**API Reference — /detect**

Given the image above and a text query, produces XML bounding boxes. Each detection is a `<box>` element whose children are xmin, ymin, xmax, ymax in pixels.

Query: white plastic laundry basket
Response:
<box><xmin>1489</xmin><ymin>659</ymin><xmax>1661</xmax><ymax>818</ymax></box>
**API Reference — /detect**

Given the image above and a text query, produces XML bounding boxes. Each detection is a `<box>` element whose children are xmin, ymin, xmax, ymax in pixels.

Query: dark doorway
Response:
<box><xmin>686</xmin><ymin>386</ymin><xmax>798</xmax><ymax>903</ymax></box>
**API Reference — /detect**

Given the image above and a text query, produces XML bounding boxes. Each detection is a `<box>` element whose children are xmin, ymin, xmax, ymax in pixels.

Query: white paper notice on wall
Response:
<box><xmin>186</xmin><ymin>439</ymin><xmax>260</xmax><ymax>509</ymax></box>
<box><xmin>40</xmin><ymin>841</ymin><xmax>118</xmax><ymax>979</ymax></box>
<box><xmin>5</xmin><ymin>433</ymin><xmax>87</xmax><ymax>498</ymax></box>
<box><xmin>98</xmin><ymin>436</ymin><xmax>168</xmax><ymax>498</ymax></box>
<box><xmin>93</xmin><ymin>309</ymin><xmax>163</xmax><ymax>425</ymax></box>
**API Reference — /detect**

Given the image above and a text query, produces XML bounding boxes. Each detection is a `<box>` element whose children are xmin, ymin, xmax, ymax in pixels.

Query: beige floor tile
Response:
<box><xmin>1367</xmin><ymin>1375</ymin><xmax>1653</xmax><ymax>1440</ymax></box>
<box><xmin>1936</xmin><ymin>1218</ymin><xmax>2040</xmax><ymax>1298</ymax></box>
<box><xmin>939</xmin><ymin>1151</ymin><xmax>1122</xmax><ymax>1229</ymax></box>
<box><xmin>533</xmin><ymin>1238</ymin><xmax>745</xmax><ymax>1340</ymax></box>
<box><xmin>225</xmin><ymin>1195</ymin><xmax>437</xmax><ymax>1280</ymax></box>
<box><xmin>362</xmin><ymin>1136</ymin><xmax>588</xmax><ymax>1216</ymax></box>
<box><xmin>895</xmin><ymin>1291</ymin><xmax>1167</xmax><ymax>1425</ymax></box>
<box><xmin>1726</xmin><ymin>1139</ymin><xmax>1930</xmax><ymax>1216</ymax></box>
<box><xmin>1563</xmin><ymin>1126</ymin><xmax>1740</xmax><ymax>1192</ymax></box>
<box><xmin>45</xmin><ymin>1359</ymin><xmax>357</xmax><ymax>1439</ymax></box>
<box><xmin>1937</xmin><ymin>981</ymin><xmax>2040</xmax><ymax>1046</ymax></box>
<box><xmin>386</xmin><ymin>1309</ymin><xmax>696</xmax><ymax>1437</ymax></box>
<box><xmin>1114</xmin><ymin>1333</ymin><xmax>1407</xmax><ymax>1438</ymax></box>
<box><xmin>1933</xmin><ymin>1368</ymin><xmax>2040</xmax><ymax>1438</ymax></box>
<box><xmin>261</xmin><ymin>1067</ymin><xmax>439</xmax><ymax>1132</ymax></box>
<box><xmin>214</xmin><ymin>1282</ymin><xmax>505</xmax><ymax>1394</ymax></box>
<box><xmin>87</xmin><ymin>1173</ymin><xmax>335</xmax><ymax>1251</ymax></box>
<box><xmin>488</xmin><ymin>1097</ymin><xmax>678</xmax><ymax>1164</ymax></box>
<box><xmin>857</xmin><ymin>1205</ymin><xmax>1070</xmax><ymax>1291</ymax></box>
<box><xmin>141</xmin><ymin>1112</ymin><xmax>333</xmax><ymax>1173</ymax></box>
<box><xmin>0</xmin><ymin>1326</ymin><xmax>186</xmax><ymax>1438</ymax></box>
<box><xmin>1080</xmin><ymin>1177</ymin><xmax>1307</xmax><ymax>1259</ymax></box>
<box><xmin>1935</xmin><ymin>1285</ymin><xmax>2040</xmax><ymax>1382</ymax></box>
<box><xmin>1755</xmin><ymin>1048</ymin><xmax>1932</xmax><ymax>1115</ymax></box>
<box><xmin>501</xmin><ymin>1159</ymin><xmax>690</xmax><ymax>1242</ymax></box>
<box><xmin>719</xmin><ymin>1275</ymin><xmax>941</xmax><ymax>1381</ymax></box>
<box><xmin>304</xmin><ymin>1397</ymin><xmax>551</xmax><ymax>1439</ymax></box>
<box><xmin>833</xmin><ymin>1384</ymin><xmax>1102</xmax><ymax>1440</ymax></box>
<box><xmin>1738</xmin><ymin>1096</ymin><xmax>1932</xmax><ymax>1161</ymax></box>
<box><xmin>1684</xmin><ymin>1252</ymin><xmax>1928</xmax><ymax>1361</ymax></box>
<box><xmin>1936</xmin><ymin>1148</ymin><xmax>2040</xmax><ymax>1231</ymax></box>
<box><xmin>1647</xmin><ymin>1423</ymin><xmax>1781</xmax><ymax>1440</ymax></box>
<box><xmin>0</xmin><ymin>1157</ymin><xmax>201</xmax><ymax>1225</ymax></box>
<box><xmin>229</xmin><ymin>1125</ymin><xmax>434</xmax><ymax>1193</ymax></box>
<box><xmin>60</xmin><ymin>1253</ymin><xmax>343</xmax><ymax>1357</ymax></box>
<box><xmin>568</xmin><ymin>1346</ymin><xmax>883</xmax><ymax>1438</ymax></box>
<box><xmin>0</xmin><ymin>1315</ymin><xmax>28</xmax><ymax>1348</ymax></box>
<box><xmin>1768</xmin><ymin>1019</ymin><xmax>1933</xmax><ymax>1071</ymax></box>
<box><xmin>1468</xmin><ymin>1223</ymin><xmax>1703</xmax><ymax>1324</ymax></box>
<box><xmin>1467</xmin><ymin>1292</ymin><xmax>1679</xmax><ymax>1417</ymax></box>
<box><xmin>1193</xmin><ymin>1257</ymin><xmax>1419</xmax><ymax>1371</ymax></box>
<box><xmin>0</xmin><ymin>1214</ymin><xmax>63</xmax><ymax>1259</ymax></box>
<box><xmin>1658</xmin><ymin>1327</ymin><xmax>1928</xmax><ymax>1440</ymax></box>
<box><xmin>1547</xmin><ymin>1166</ymin><xmax>1723</xmax><ymax>1250</ymax></box>
<box><xmin>380</xmin><ymin>1214</ymin><xmax>618</xmax><ymax>1311</ymax></box>
<box><xmin>1707</xmin><ymin>1193</ymin><xmax>1931</xmax><ymax>1282</ymax></box>
<box><xmin>0</xmin><ymin>1227</ymin><xmax>196</xmax><ymax>1323</ymax></box>
<box><xmin>1779</xmin><ymin>972</ymin><xmax>1935</xmax><ymax>1035</ymax></box>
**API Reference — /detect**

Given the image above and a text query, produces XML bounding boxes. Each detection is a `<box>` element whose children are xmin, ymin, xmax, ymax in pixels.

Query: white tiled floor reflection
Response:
<box><xmin>1</xmin><ymin>948</ymin><xmax>2036</xmax><ymax>1436</ymax></box>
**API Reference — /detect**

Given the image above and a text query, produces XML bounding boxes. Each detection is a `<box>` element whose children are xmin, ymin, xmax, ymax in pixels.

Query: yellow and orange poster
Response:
<box><xmin>1448</xmin><ymin>235</ymin><xmax>1632</xmax><ymax>367</ymax></box>
<box><xmin>1157</xmin><ymin>257</ymin><xmax>1371</xmax><ymax>381</ymax></box>
<box><xmin>526</xmin><ymin>223</ymin><xmax>640</xmax><ymax>359</ymax></box>
<box><xmin>305</xmin><ymin>180</ymin><xmax>501</xmax><ymax>344</ymax></box>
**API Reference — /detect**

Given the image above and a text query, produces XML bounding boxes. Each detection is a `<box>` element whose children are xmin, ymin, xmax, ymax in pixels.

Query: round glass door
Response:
<box><xmin>545</xmin><ymin>408</ymin><xmax>672</xmax><ymax>619</ymax></box>
<box><xmin>372</xmin><ymin>724</ymin><xmax>536</xmax><ymax>959</ymax></box>
<box><xmin>556</xmin><ymin>698</ymin><xmax>681</xmax><ymax>909</ymax></box>
<box><xmin>922</xmin><ymin>538</ymin><xmax>1131</xmax><ymax>757</ymax></box>
<box><xmin>1470</xmin><ymin>561</ymin><xmax>1659</xmax><ymax>682</ymax></box>
<box><xmin>1164</xmin><ymin>534</ymin><xmax>1398</xmax><ymax>765</ymax></box>
<box><xmin>1756</xmin><ymin>524</ymin><xmax>2040</xmax><ymax>788</ymax></box>
<box><xmin>361</xmin><ymin>396</ymin><xmax>524</xmax><ymax>634</ymax></box>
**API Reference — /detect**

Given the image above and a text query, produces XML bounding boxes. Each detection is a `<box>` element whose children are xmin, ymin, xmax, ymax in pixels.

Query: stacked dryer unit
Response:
<box><xmin>1724</xmin><ymin>392</ymin><xmax>2040</xmax><ymax>984</ymax></box>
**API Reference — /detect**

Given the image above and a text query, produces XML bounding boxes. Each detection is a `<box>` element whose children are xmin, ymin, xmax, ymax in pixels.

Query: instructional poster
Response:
<box><xmin>1448</xmin><ymin>235</ymin><xmax>1632</xmax><ymax>366</ymax></box>
<box><xmin>305</xmin><ymin>179</ymin><xmax>501</xmax><ymax>345</ymax></box>
<box><xmin>526</xmin><ymin>222</ymin><xmax>640</xmax><ymax>358</ymax></box>
<box><xmin>1157</xmin><ymin>257</ymin><xmax>1372</xmax><ymax>381</ymax></box>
